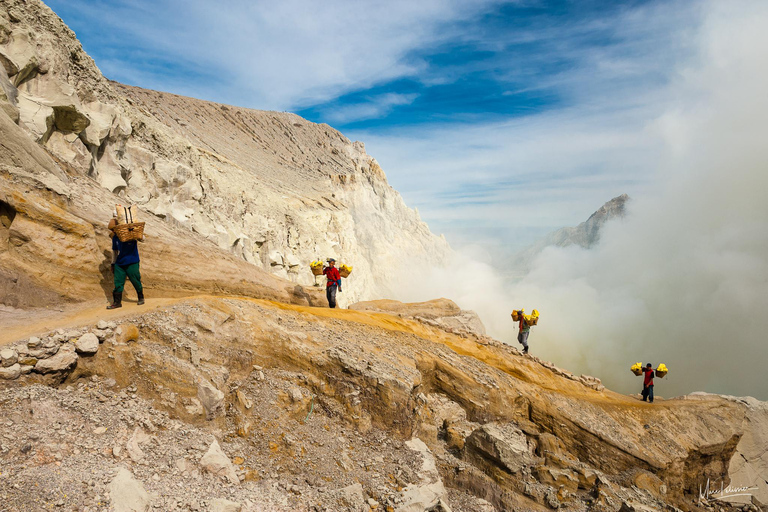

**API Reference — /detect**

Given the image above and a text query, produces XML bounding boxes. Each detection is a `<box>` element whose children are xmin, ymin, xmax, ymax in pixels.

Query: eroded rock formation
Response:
<box><xmin>1</xmin><ymin>297</ymin><xmax>765</xmax><ymax>511</ymax></box>
<box><xmin>0</xmin><ymin>0</ymin><xmax>450</xmax><ymax>308</ymax></box>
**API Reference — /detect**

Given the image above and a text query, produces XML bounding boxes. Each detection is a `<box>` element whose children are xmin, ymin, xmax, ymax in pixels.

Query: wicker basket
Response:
<box><xmin>311</xmin><ymin>265</ymin><xmax>324</xmax><ymax>276</ymax></box>
<box><xmin>339</xmin><ymin>265</ymin><xmax>352</xmax><ymax>278</ymax></box>
<box><xmin>114</xmin><ymin>222</ymin><xmax>145</xmax><ymax>242</ymax></box>
<box><xmin>655</xmin><ymin>369</ymin><xmax>667</xmax><ymax>378</ymax></box>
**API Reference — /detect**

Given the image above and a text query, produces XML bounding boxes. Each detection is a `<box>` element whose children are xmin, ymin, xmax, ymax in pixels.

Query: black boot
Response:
<box><xmin>107</xmin><ymin>291</ymin><xmax>122</xmax><ymax>309</ymax></box>
<box><xmin>137</xmin><ymin>290</ymin><xmax>145</xmax><ymax>306</ymax></box>
<box><xmin>523</xmin><ymin>346</ymin><xmax>529</xmax><ymax>354</ymax></box>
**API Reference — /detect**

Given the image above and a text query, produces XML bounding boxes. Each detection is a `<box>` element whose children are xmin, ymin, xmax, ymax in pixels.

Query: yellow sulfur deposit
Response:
<box><xmin>631</xmin><ymin>362</ymin><xmax>643</xmax><ymax>376</ymax></box>
<box><xmin>310</xmin><ymin>260</ymin><xmax>324</xmax><ymax>276</ymax></box>
<box><xmin>339</xmin><ymin>264</ymin><xmax>353</xmax><ymax>278</ymax></box>
<box><xmin>656</xmin><ymin>363</ymin><xmax>668</xmax><ymax>378</ymax></box>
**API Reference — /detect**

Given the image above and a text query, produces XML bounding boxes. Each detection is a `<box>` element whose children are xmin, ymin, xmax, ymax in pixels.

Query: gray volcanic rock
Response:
<box><xmin>512</xmin><ymin>194</ymin><xmax>629</xmax><ymax>272</ymax></box>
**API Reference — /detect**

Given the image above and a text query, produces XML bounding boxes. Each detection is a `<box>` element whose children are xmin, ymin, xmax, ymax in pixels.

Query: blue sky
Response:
<box><xmin>46</xmin><ymin>0</ymin><xmax>703</xmax><ymax>261</ymax></box>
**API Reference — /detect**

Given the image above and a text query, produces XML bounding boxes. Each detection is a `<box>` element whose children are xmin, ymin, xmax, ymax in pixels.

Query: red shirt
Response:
<box><xmin>323</xmin><ymin>266</ymin><xmax>340</xmax><ymax>287</ymax></box>
<box><xmin>643</xmin><ymin>368</ymin><xmax>654</xmax><ymax>387</ymax></box>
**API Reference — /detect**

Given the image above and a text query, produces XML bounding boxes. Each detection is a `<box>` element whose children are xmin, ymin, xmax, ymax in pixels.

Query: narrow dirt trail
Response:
<box><xmin>0</xmin><ymin>296</ymin><xmax>188</xmax><ymax>345</ymax></box>
<box><xmin>1</xmin><ymin>294</ymin><xmax>698</xmax><ymax>411</ymax></box>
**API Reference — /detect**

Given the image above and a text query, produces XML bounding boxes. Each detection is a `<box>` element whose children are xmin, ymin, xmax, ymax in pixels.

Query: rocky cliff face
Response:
<box><xmin>0</xmin><ymin>0</ymin><xmax>450</xmax><ymax>307</ymax></box>
<box><xmin>512</xmin><ymin>194</ymin><xmax>629</xmax><ymax>273</ymax></box>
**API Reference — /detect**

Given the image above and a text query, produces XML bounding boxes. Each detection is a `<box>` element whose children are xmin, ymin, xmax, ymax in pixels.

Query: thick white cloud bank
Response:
<box><xmin>395</xmin><ymin>0</ymin><xmax>768</xmax><ymax>400</ymax></box>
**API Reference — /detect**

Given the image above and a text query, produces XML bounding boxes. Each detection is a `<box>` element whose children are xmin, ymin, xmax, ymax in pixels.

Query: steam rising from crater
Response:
<box><xmin>394</xmin><ymin>1</ymin><xmax>768</xmax><ymax>399</ymax></box>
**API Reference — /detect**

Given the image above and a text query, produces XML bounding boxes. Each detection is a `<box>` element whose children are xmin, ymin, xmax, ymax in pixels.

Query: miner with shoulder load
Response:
<box><xmin>631</xmin><ymin>362</ymin><xmax>668</xmax><ymax>403</ymax></box>
<box><xmin>322</xmin><ymin>258</ymin><xmax>342</xmax><ymax>308</ymax></box>
<box><xmin>511</xmin><ymin>308</ymin><xmax>539</xmax><ymax>354</ymax></box>
<box><xmin>310</xmin><ymin>258</ymin><xmax>351</xmax><ymax>308</ymax></box>
<box><xmin>107</xmin><ymin>209</ymin><xmax>145</xmax><ymax>309</ymax></box>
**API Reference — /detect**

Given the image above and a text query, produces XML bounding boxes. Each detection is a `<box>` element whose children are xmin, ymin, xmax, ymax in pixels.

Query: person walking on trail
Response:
<box><xmin>513</xmin><ymin>309</ymin><xmax>534</xmax><ymax>354</ymax></box>
<box><xmin>641</xmin><ymin>363</ymin><xmax>655</xmax><ymax>403</ymax></box>
<box><xmin>107</xmin><ymin>215</ymin><xmax>144</xmax><ymax>309</ymax></box>
<box><xmin>322</xmin><ymin>258</ymin><xmax>342</xmax><ymax>308</ymax></box>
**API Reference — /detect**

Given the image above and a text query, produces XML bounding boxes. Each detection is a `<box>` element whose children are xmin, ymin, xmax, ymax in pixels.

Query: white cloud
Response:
<box><xmin>51</xmin><ymin>0</ymin><xmax>500</xmax><ymax>110</ymax></box>
<box><xmin>321</xmin><ymin>93</ymin><xmax>419</xmax><ymax>124</ymax></box>
<box><xmin>393</xmin><ymin>0</ymin><xmax>768</xmax><ymax>399</ymax></box>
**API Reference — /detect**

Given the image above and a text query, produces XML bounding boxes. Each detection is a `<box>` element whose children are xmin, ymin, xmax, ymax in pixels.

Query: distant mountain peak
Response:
<box><xmin>511</xmin><ymin>194</ymin><xmax>629</xmax><ymax>272</ymax></box>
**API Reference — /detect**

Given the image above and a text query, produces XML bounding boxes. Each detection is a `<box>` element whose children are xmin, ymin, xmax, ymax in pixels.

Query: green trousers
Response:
<box><xmin>114</xmin><ymin>263</ymin><xmax>142</xmax><ymax>294</ymax></box>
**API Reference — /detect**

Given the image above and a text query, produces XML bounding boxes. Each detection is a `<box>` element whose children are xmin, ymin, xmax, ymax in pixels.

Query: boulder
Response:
<box><xmin>200</xmin><ymin>438</ymin><xmax>239</xmax><ymax>485</ymax></box>
<box><xmin>111</xmin><ymin>113</ymin><xmax>132</xmax><ymax>138</ymax></box>
<box><xmin>0</xmin><ymin>348</ymin><xmax>18</xmax><ymax>367</ymax></box>
<box><xmin>400</xmin><ymin>482</ymin><xmax>448</xmax><ymax>512</ymax></box>
<box><xmin>331</xmin><ymin>483</ymin><xmax>365</xmax><ymax>510</ymax></box>
<box><xmin>0</xmin><ymin>61</ymin><xmax>19</xmax><ymax>122</ymax></box>
<box><xmin>632</xmin><ymin>470</ymin><xmax>666</xmax><ymax>499</ymax></box>
<box><xmin>235</xmin><ymin>389</ymin><xmax>253</xmax><ymax>410</ymax></box>
<box><xmin>33</xmin><ymin>344</ymin><xmax>77</xmax><ymax>374</ymax></box>
<box><xmin>399</xmin><ymin>438</ymin><xmax>448</xmax><ymax>512</ymax></box>
<box><xmin>18</xmin><ymin>76</ymin><xmax>89</xmax><ymax>133</ymax></box>
<box><xmin>94</xmin><ymin>145</ymin><xmax>128</xmax><ymax>193</ymax></box>
<box><xmin>209</xmin><ymin>499</ymin><xmax>242</xmax><ymax>512</ymax></box>
<box><xmin>0</xmin><ymin>363</ymin><xmax>21</xmax><ymax>380</ymax></box>
<box><xmin>91</xmin><ymin>329</ymin><xmax>108</xmax><ymax>341</ymax></box>
<box><xmin>465</xmin><ymin>422</ymin><xmax>539</xmax><ymax>474</ymax></box>
<box><xmin>108</xmin><ymin>468</ymin><xmax>150</xmax><ymax>512</ymax></box>
<box><xmin>536</xmin><ymin>432</ymin><xmax>577</xmax><ymax>467</ymax></box>
<box><xmin>81</xmin><ymin>101</ymin><xmax>117</xmax><ymax>146</ymax></box>
<box><xmin>536</xmin><ymin>466</ymin><xmax>579</xmax><ymax>492</ymax></box>
<box><xmin>575</xmin><ymin>467</ymin><xmax>599</xmax><ymax>489</ymax></box>
<box><xmin>17</xmin><ymin>94</ymin><xmax>53</xmax><ymax>142</ymax></box>
<box><xmin>0</xmin><ymin>48</ymin><xmax>18</xmax><ymax>77</ymax></box>
<box><xmin>27</xmin><ymin>338</ymin><xmax>59</xmax><ymax>359</ymax></box>
<box><xmin>126</xmin><ymin>427</ymin><xmax>147</xmax><ymax>462</ymax></box>
<box><xmin>197</xmin><ymin>378</ymin><xmax>225</xmax><ymax>420</ymax></box>
<box><xmin>3</xmin><ymin>31</ymin><xmax>39</xmax><ymax>86</ymax></box>
<box><xmin>44</xmin><ymin>131</ymin><xmax>92</xmax><ymax>170</ymax></box>
<box><xmin>74</xmin><ymin>332</ymin><xmax>99</xmax><ymax>355</ymax></box>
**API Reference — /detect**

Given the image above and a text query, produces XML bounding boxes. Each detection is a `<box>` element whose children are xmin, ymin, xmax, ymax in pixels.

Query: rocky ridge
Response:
<box><xmin>1</xmin><ymin>297</ymin><xmax>766</xmax><ymax>511</ymax></box>
<box><xmin>0</xmin><ymin>0</ymin><xmax>450</xmax><ymax>307</ymax></box>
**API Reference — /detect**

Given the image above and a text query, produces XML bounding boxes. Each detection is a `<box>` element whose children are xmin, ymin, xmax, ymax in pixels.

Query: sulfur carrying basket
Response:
<box><xmin>114</xmin><ymin>222</ymin><xmax>145</xmax><ymax>242</ymax></box>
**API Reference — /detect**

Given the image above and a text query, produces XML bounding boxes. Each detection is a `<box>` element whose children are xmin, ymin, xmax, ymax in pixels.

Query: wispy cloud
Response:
<box><xmin>46</xmin><ymin>0</ymin><xmax>501</xmax><ymax>110</ymax></box>
<box><xmin>321</xmin><ymin>93</ymin><xmax>419</xmax><ymax>124</ymax></box>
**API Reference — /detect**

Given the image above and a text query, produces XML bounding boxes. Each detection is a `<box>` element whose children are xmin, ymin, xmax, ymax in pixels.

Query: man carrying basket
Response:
<box><xmin>107</xmin><ymin>213</ymin><xmax>145</xmax><ymax>309</ymax></box>
<box><xmin>322</xmin><ymin>258</ymin><xmax>342</xmax><ymax>308</ymax></box>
